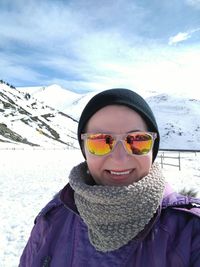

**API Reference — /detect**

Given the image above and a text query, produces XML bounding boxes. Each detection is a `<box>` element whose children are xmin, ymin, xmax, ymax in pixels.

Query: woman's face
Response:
<box><xmin>84</xmin><ymin>105</ymin><xmax>153</xmax><ymax>186</ymax></box>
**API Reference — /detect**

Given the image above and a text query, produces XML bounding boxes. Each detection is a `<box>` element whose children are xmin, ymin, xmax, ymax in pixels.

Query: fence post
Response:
<box><xmin>178</xmin><ymin>152</ymin><xmax>181</xmax><ymax>171</ymax></box>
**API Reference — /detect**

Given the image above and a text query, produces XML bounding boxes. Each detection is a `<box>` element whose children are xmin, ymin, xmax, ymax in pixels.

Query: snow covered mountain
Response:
<box><xmin>1</xmin><ymin>83</ymin><xmax>200</xmax><ymax>150</ymax></box>
<box><xmin>0</xmin><ymin>83</ymin><xmax>79</xmax><ymax>148</ymax></box>
<box><xmin>18</xmin><ymin>84</ymin><xmax>96</xmax><ymax>120</ymax></box>
<box><xmin>147</xmin><ymin>94</ymin><xmax>200</xmax><ymax>150</ymax></box>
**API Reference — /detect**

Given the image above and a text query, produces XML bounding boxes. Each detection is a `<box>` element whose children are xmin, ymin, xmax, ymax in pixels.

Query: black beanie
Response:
<box><xmin>78</xmin><ymin>88</ymin><xmax>159</xmax><ymax>162</ymax></box>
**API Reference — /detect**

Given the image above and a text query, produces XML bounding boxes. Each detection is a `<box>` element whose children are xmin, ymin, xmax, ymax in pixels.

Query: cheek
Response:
<box><xmin>138</xmin><ymin>154</ymin><xmax>152</xmax><ymax>174</ymax></box>
<box><xmin>85</xmin><ymin>151</ymin><xmax>103</xmax><ymax>173</ymax></box>
<box><xmin>85</xmin><ymin>151</ymin><xmax>107</xmax><ymax>184</ymax></box>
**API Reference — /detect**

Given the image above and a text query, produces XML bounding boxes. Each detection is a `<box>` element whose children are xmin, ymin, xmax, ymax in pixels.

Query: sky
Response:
<box><xmin>0</xmin><ymin>0</ymin><xmax>200</xmax><ymax>94</ymax></box>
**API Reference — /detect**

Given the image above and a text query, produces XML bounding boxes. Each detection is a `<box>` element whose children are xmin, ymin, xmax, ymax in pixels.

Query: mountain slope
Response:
<box><xmin>18</xmin><ymin>84</ymin><xmax>80</xmax><ymax>111</ymax></box>
<box><xmin>147</xmin><ymin>93</ymin><xmax>200</xmax><ymax>150</ymax></box>
<box><xmin>0</xmin><ymin>84</ymin><xmax>78</xmax><ymax>148</ymax></box>
<box><xmin>2</xmin><ymin>84</ymin><xmax>200</xmax><ymax>150</ymax></box>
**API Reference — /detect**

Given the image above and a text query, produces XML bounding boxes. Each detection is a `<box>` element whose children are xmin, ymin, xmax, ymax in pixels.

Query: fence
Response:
<box><xmin>157</xmin><ymin>151</ymin><xmax>181</xmax><ymax>170</ymax></box>
<box><xmin>157</xmin><ymin>149</ymin><xmax>200</xmax><ymax>171</ymax></box>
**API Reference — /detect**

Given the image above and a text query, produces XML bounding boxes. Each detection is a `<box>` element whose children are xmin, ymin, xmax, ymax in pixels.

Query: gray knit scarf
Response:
<box><xmin>69</xmin><ymin>162</ymin><xmax>165</xmax><ymax>252</ymax></box>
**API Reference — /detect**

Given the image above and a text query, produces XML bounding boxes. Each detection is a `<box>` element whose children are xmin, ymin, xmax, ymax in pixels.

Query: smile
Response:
<box><xmin>109</xmin><ymin>170</ymin><xmax>131</xmax><ymax>176</ymax></box>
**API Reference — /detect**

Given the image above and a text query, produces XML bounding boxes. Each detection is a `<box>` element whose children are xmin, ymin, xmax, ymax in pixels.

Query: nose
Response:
<box><xmin>110</xmin><ymin>141</ymin><xmax>128</xmax><ymax>161</ymax></box>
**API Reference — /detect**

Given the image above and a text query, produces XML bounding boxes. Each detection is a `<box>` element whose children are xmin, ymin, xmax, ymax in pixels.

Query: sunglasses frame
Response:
<box><xmin>81</xmin><ymin>131</ymin><xmax>157</xmax><ymax>156</ymax></box>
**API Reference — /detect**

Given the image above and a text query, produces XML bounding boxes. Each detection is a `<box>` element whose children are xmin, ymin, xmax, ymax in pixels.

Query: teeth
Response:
<box><xmin>110</xmin><ymin>170</ymin><xmax>131</xmax><ymax>175</ymax></box>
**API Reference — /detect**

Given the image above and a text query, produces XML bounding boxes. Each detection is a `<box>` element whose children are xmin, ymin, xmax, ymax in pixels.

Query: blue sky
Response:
<box><xmin>0</xmin><ymin>0</ymin><xmax>200</xmax><ymax>94</ymax></box>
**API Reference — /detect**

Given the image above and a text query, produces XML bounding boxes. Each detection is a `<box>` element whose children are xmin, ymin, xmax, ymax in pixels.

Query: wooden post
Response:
<box><xmin>178</xmin><ymin>152</ymin><xmax>181</xmax><ymax>171</ymax></box>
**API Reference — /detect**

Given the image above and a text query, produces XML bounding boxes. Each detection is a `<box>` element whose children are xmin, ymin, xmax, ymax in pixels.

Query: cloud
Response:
<box><xmin>168</xmin><ymin>32</ymin><xmax>191</xmax><ymax>45</ymax></box>
<box><xmin>168</xmin><ymin>28</ymin><xmax>200</xmax><ymax>45</ymax></box>
<box><xmin>41</xmin><ymin>44</ymin><xmax>200</xmax><ymax>97</ymax></box>
<box><xmin>0</xmin><ymin>0</ymin><xmax>144</xmax><ymax>45</ymax></box>
<box><xmin>0</xmin><ymin>0</ymin><xmax>200</xmax><ymax>97</ymax></box>
<box><xmin>0</xmin><ymin>0</ymin><xmax>148</xmax><ymax>88</ymax></box>
<box><xmin>0</xmin><ymin>2</ymin><xmax>80</xmax><ymax>47</ymax></box>
<box><xmin>185</xmin><ymin>0</ymin><xmax>200</xmax><ymax>9</ymax></box>
<box><xmin>0</xmin><ymin>52</ymin><xmax>45</xmax><ymax>85</ymax></box>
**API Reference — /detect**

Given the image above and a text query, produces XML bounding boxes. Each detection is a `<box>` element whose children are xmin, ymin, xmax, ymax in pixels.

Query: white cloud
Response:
<box><xmin>0</xmin><ymin>53</ymin><xmax>45</xmax><ymax>85</ymax></box>
<box><xmin>0</xmin><ymin>0</ymin><xmax>143</xmax><ymax>49</ymax></box>
<box><xmin>168</xmin><ymin>32</ymin><xmax>191</xmax><ymax>45</ymax></box>
<box><xmin>75</xmin><ymin>45</ymin><xmax>200</xmax><ymax>97</ymax></box>
<box><xmin>168</xmin><ymin>28</ymin><xmax>200</xmax><ymax>45</ymax></box>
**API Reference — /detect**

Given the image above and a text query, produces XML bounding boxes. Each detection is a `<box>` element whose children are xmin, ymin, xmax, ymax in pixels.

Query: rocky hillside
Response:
<box><xmin>0</xmin><ymin>83</ymin><xmax>78</xmax><ymax>148</ymax></box>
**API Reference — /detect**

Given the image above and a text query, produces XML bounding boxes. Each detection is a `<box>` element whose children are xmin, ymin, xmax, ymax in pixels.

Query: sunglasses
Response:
<box><xmin>81</xmin><ymin>131</ymin><xmax>157</xmax><ymax>156</ymax></box>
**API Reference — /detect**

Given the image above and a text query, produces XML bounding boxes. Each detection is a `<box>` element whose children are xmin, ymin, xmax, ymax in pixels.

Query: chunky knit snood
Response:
<box><xmin>69</xmin><ymin>162</ymin><xmax>165</xmax><ymax>252</ymax></box>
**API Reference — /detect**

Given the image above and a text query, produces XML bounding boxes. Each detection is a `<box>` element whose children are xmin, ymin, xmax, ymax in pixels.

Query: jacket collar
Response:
<box><xmin>60</xmin><ymin>183</ymin><xmax>79</xmax><ymax>214</ymax></box>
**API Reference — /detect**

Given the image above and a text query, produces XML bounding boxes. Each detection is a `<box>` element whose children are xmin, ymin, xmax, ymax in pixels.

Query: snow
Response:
<box><xmin>1</xmin><ymin>83</ymin><xmax>200</xmax><ymax>266</ymax></box>
<box><xmin>0</xmin><ymin>148</ymin><xmax>200</xmax><ymax>267</ymax></box>
<box><xmin>0</xmin><ymin>148</ymin><xmax>84</xmax><ymax>267</ymax></box>
<box><xmin>17</xmin><ymin>85</ymin><xmax>200</xmax><ymax>150</ymax></box>
<box><xmin>18</xmin><ymin>84</ymin><xmax>80</xmax><ymax>110</ymax></box>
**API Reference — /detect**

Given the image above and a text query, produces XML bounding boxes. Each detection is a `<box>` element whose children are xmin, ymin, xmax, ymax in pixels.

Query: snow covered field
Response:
<box><xmin>0</xmin><ymin>148</ymin><xmax>200</xmax><ymax>267</ymax></box>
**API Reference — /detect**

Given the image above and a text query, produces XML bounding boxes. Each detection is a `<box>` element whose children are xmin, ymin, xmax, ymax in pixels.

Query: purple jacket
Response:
<box><xmin>19</xmin><ymin>183</ymin><xmax>200</xmax><ymax>267</ymax></box>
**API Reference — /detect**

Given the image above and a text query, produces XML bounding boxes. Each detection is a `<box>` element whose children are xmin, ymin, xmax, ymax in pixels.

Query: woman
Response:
<box><xmin>19</xmin><ymin>88</ymin><xmax>200</xmax><ymax>267</ymax></box>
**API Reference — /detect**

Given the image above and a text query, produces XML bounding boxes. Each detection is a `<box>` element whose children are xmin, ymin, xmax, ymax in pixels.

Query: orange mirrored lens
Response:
<box><xmin>86</xmin><ymin>134</ymin><xmax>115</xmax><ymax>155</ymax></box>
<box><xmin>125</xmin><ymin>133</ymin><xmax>153</xmax><ymax>155</ymax></box>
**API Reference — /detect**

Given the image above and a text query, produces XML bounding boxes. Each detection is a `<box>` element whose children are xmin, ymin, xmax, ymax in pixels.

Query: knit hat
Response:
<box><xmin>78</xmin><ymin>88</ymin><xmax>159</xmax><ymax>161</ymax></box>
